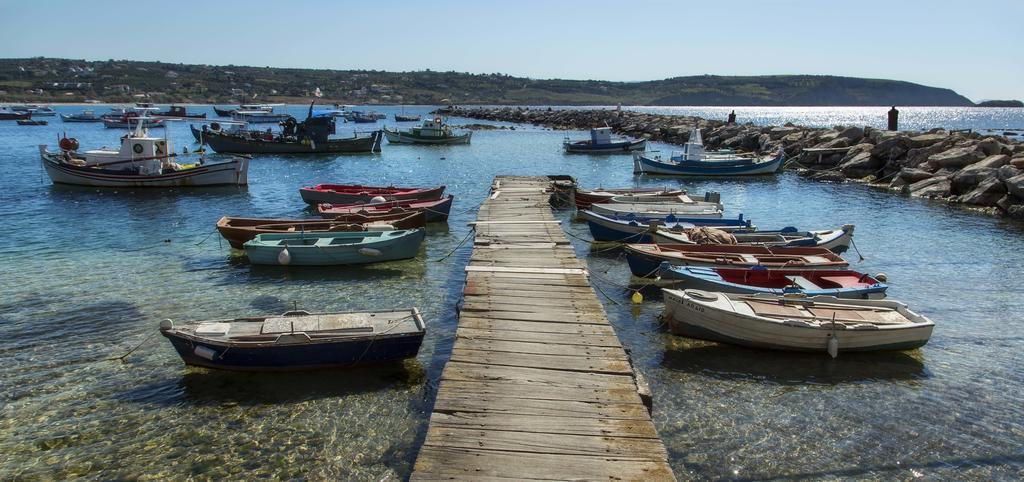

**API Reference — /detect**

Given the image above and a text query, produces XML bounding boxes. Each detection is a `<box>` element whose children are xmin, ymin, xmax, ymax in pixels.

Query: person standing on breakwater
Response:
<box><xmin>888</xmin><ymin>106</ymin><xmax>899</xmax><ymax>131</ymax></box>
<box><xmin>727</xmin><ymin>110</ymin><xmax>736</xmax><ymax>124</ymax></box>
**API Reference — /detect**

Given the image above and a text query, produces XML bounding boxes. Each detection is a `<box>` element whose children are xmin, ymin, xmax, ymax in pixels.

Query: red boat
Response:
<box><xmin>318</xmin><ymin>195</ymin><xmax>454</xmax><ymax>222</ymax></box>
<box><xmin>299</xmin><ymin>183</ymin><xmax>445</xmax><ymax>205</ymax></box>
<box><xmin>574</xmin><ymin>187</ymin><xmax>685</xmax><ymax>209</ymax></box>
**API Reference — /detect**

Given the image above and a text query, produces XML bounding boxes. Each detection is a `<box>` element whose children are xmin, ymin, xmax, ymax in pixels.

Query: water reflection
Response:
<box><xmin>661</xmin><ymin>339</ymin><xmax>928</xmax><ymax>385</ymax></box>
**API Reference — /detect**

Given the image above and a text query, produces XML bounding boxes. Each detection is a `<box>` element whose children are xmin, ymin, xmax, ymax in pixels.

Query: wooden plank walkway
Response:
<box><xmin>412</xmin><ymin>176</ymin><xmax>675</xmax><ymax>481</ymax></box>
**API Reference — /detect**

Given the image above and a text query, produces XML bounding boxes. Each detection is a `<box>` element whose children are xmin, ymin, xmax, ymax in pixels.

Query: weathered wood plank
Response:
<box><xmin>449</xmin><ymin>348</ymin><xmax>633</xmax><ymax>375</ymax></box>
<box><xmin>434</xmin><ymin>380</ymin><xmax>642</xmax><ymax>406</ymax></box>
<box><xmin>439</xmin><ymin>361</ymin><xmax>637</xmax><ymax>390</ymax></box>
<box><xmin>453</xmin><ymin>337</ymin><xmax>626</xmax><ymax>359</ymax></box>
<box><xmin>423</xmin><ymin>426</ymin><xmax>669</xmax><ymax>459</ymax></box>
<box><xmin>411</xmin><ymin>446</ymin><xmax>675</xmax><ymax>481</ymax></box>
<box><xmin>457</xmin><ymin>317</ymin><xmax>616</xmax><ymax>335</ymax></box>
<box><xmin>456</xmin><ymin>325</ymin><xmax>623</xmax><ymax>347</ymax></box>
<box><xmin>433</xmin><ymin>393</ymin><xmax>649</xmax><ymax>420</ymax></box>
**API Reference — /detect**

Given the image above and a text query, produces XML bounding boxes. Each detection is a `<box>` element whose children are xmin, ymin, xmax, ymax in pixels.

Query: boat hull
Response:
<box><xmin>591</xmin><ymin>202</ymin><xmax>723</xmax><ymax>219</ymax></box>
<box><xmin>580</xmin><ymin>209</ymin><xmax>752</xmax><ymax>242</ymax></box>
<box><xmin>633</xmin><ymin>152</ymin><xmax>784</xmax><ymax>176</ymax></box>
<box><xmin>195</xmin><ymin>126</ymin><xmax>383</xmax><ymax>154</ymax></box>
<box><xmin>573</xmin><ymin>188</ymin><xmax>683</xmax><ymax>209</ymax></box>
<box><xmin>564</xmin><ymin>138</ymin><xmax>646</xmax><ymax>153</ymax></box>
<box><xmin>319</xmin><ymin>196</ymin><xmax>454</xmax><ymax>222</ymax></box>
<box><xmin>40</xmin><ymin>152</ymin><xmax>248</xmax><ymax>188</ymax></box>
<box><xmin>652</xmin><ymin>225</ymin><xmax>854</xmax><ymax>253</ymax></box>
<box><xmin>244</xmin><ymin>229</ymin><xmax>425</xmax><ymax>266</ymax></box>
<box><xmin>624</xmin><ymin>244</ymin><xmax>846</xmax><ymax>277</ymax></box>
<box><xmin>161</xmin><ymin>330</ymin><xmax>424</xmax><ymax>371</ymax></box>
<box><xmin>657</xmin><ymin>266</ymin><xmax>888</xmax><ymax>299</ymax></box>
<box><xmin>216</xmin><ymin>212</ymin><xmax>427</xmax><ymax>249</ymax></box>
<box><xmin>383</xmin><ymin>128</ymin><xmax>471</xmax><ymax>145</ymax></box>
<box><xmin>299</xmin><ymin>184</ymin><xmax>445</xmax><ymax>205</ymax></box>
<box><xmin>661</xmin><ymin>290</ymin><xmax>933</xmax><ymax>353</ymax></box>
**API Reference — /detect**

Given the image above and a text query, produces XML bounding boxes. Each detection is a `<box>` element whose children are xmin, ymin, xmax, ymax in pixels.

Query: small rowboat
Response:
<box><xmin>244</xmin><ymin>229</ymin><xmax>425</xmax><ymax>266</ymax></box>
<box><xmin>574</xmin><ymin>187</ymin><xmax>685</xmax><ymax>209</ymax></box>
<box><xmin>317</xmin><ymin>195</ymin><xmax>455</xmax><ymax>222</ymax></box>
<box><xmin>661</xmin><ymin>290</ymin><xmax>934</xmax><ymax>356</ymax></box>
<box><xmin>655</xmin><ymin>266</ymin><xmax>888</xmax><ymax>299</ymax></box>
<box><xmin>394</xmin><ymin>114</ymin><xmax>421</xmax><ymax>122</ymax></box>
<box><xmin>591</xmin><ymin>201</ymin><xmax>724</xmax><ymax>220</ymax></box>
<box><xmin>624</xmin><ymin>243</ymin><xmax>848</xmax><ymax>277</ymax></box>
<box><xmin>299</xmin><ymin>184</ymin><xmax>445</xmax><ymax>205</ymax></box>
<box><xmin>579</xmin><ymin>209</ymin><xmax>753</xmax><ymax>242</ymax></box>
<box><xmin>17</xmin><ymin>119</ymin><xmax>47</xmax><ymax>125</ymax></box>
<box><xmin>216</xmin><ymin>211</ymin><xmax>426</xmax><ymax>249</ymax></box>
<box><xmin>632</xmin><ymin>127</ymin><xmax>785</xmax><ymax>176</ymax></box>
<box><xmin>652</xmin><ymin>225</ymin><xmax>855</xmax><ymax>254</ymax></box>
<box><xmin>159</xmin><ymin>308</ymin><xmax>426</xmax><ymax>371</ymax></box>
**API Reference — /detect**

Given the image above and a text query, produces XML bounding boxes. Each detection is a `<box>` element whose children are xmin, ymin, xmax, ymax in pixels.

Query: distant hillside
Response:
<box><xmin>0</xmin><ymin>57</ymin><xmax>975</xmax><ymax>106</ymax></box>
<box><xmin>977</xmin><ymin>100</ymin><xmax>1023</xmax><ymax>107</ymax></box>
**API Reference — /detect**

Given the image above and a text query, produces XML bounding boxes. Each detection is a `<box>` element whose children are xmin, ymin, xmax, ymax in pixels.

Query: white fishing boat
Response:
<box><xmin>231</xmin><ymin>104</ymin><xmax>290</xmax><ymax>123</ymax></box>
<box><xmin>39</xmin><ymin>118</ymin><xmax>248</xmax><ymax>187</ymax></box>
<box><xmin>661</xmin><ymin>289</ymin><xmax>935</xmax><ymax>357</ymax></box>
<box><xmin>383</xmin><ymin>117</ymin><xmax>471</xmax><ymax>145</ymax></box>
<box><xmin>633</xmin><ymin>127</ymin><xmax>785</xmax><ymax>176</ymax></box>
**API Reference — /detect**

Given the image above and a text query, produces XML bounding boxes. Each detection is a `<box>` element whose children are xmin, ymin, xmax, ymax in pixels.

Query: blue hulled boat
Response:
<box><xmin>633</xmin><ymin>127</ymin><xmax>785</xmax><ymax>176</ymax></box>
<box><xmin>159</xmin><ymin>308</ymin><xmax>426</xmax><ymax>371</ymax></box>
<box><xmin>564</xmin><ymin>127</ymin><xmax>646</xmax><ymax>153</ymax></box>
<box><xmin>655</xmin><ymin>265</ymin><xmax>888</xmax><ymax>299</ymax></box>
<box><xmin>579</xmin><ymin>209</ymin><xmax>753</xmax><ymax>242</ymax></box>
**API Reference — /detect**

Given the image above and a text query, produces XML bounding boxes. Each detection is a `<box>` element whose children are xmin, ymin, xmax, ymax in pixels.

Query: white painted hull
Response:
<box><xmin>591</xmin><ymin>202</ymin><xmax>723</xmax><ymax>219</ymax></box>
<box><xmin>41</xmin><ymin>153</ymin><xmax>248</xmax><ymax>187</ymax></box>
<box><xmin>661</xmin><ymin>289</ymin><xmax>934</xmax><ymax>353</ymax></box>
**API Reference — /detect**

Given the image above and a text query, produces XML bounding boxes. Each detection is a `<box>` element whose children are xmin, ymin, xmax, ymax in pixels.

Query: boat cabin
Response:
<box><xmin>590</xmin><ymin>127</ymin><xmax>614</xmax><ymax>145</ymax></box>
<box><xmin>678</xmin><ymin>127</ymin><xmax>705</xmax><ymax>161</ymax></box>
<box><xmin>411</xmin><ymin>117</ymin><xmax>451</xmax><ymax>138</ymax></box>
<box><xmin>68</xmin><ymin>121</ymin><xmax>176</xmax><ymax>171</ymax></box>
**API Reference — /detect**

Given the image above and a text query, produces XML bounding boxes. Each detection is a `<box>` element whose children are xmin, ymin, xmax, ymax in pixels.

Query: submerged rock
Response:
<box><xmin>957</xmin><ymin>177</ymin><xmax>1006</xmax><ymax>205</ymax></box>
<box><xmin>909</xmin><ymin>176</ymin><xmax>951</xmax><ymax>198</ymax></box>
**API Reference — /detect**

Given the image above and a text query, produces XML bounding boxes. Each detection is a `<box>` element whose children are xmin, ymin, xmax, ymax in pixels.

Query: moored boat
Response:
<box><xmin>652</xmin><ymin>224</ymin><xmax>855</xmax><ymax>253</ymax></box>
<box><xmin>243</xmin><ymin>229</ymin><xmax>426</xmax><ymax>266</ymax></box>
<box><xmin>633</xmin><ymin>127</ymin><xmax>784</xmax><ymax>176</ymax></box>
<box><xmin>563</xmin><ymin>127</ymin><xmax>646</xmax><ymax>153</ymax></box>
<box><xmin>590</xmin><ymin>200</ymin><xmax>724</xmax><ymax>219</ymax></box>
<box><xmin>61</xmin><ymin>110</ymin><xmax>103</xmax><ymax>122</ymax></box>
<box><xmin>655</xmin><ymin>265</ymin><xmax>888</xmax><ymax>299</ymax></box>
<box><xmin>39</xmin><ymin>122</ymin><xmax>248</xmax><ymax>187</ymax></box>
<box><xmin>216</xmin><ymin>211</ymin><xmax>427</xmax><ymax>249</ymax></box>
<box><xmin>624</xmin><ymin>243</ymin><xmax>848</xmax><ymax>277</ymax></box>
<box><xmin>0</xmin><ymin>106</ymin><xmax>32</xmax><ymax>120</ymax></box>
<box><xmin>195</xmin><ymin>104</ymin><xmax>383</xmax><ymax>154</ymax></box>
<box><xmin>394</xmin><ymin>113</ymin><xmax>421</xmax><ymax>122</ymax></box>
<box><xmin>580</xmin><ymin>209</ymin><xmax>753</xmax><ymax>242</ymax></box>
<box><xmin>153</xmin><ymin>105</ymin><xmax>207</xmax><ymax>119</ymax></box>
<box><xmin>573</xmin><ymin>186</ymin><xmax>685</xmax><ymax>209</ymax></box>
<box><xmin>317</xmin><ymin>195</ymin><xmax>455</xmax><ymax>222</ymax></box>
<box><xmin>231</xmin><ymin>104</ymin><xmax>290</xmax><ymax>123</ymax></box>
<box><xmin>159</xmin><ymin>308</ymin><xmax>426</xmax><ymax>371</ymax></box>
<box><xmin>17</xmin><ymin>119</ymin><xmax>47</xmax><ymax>125</ymax></box>
<box><xmin>660</xmin><ymin>290</ymin><xmax>934</xmax><ymax>356</ymax></box>
<box><xmin>299</xmin><ymin>184</ymin><xmax>445</xmax><ymax>205</ymax></box>
<box><xmin>103</xmin><ymin>113</ymin><xmax>164</xmax><ymax>129</ymax></box>
<box><xmin>383</xmin><ymin>117</ymin><xmax>471</xmax><ymax>145</ymax></box>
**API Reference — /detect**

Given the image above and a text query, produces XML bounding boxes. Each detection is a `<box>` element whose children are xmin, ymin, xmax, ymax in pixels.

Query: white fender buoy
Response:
<box><xmin>278</xmin><ymin>248</ymin><xmax>292</xmax><ymax>265</ymax></box>
<box><xmin>159</xmin><ymin>319</ymin><xmax>173</xmax><ymax>330</ymax></box>
<box><xmin>827</xmin><ymin>334</ymin><xmax>839</xmax><ymax>358</ymax></box>
<box><xmin>370</xmin><ymin>195</ymin><xmax>387</xmax><ymax>204</ymax></box>
<box><xmin>358</xmin><ymin>248</ymin><xmax>382</xmax><ymax>257</ymax></box>
<box><xmin>875</xmin><ymin>273</ymin><xmax>888</xmax><ymax>282</ymax></box>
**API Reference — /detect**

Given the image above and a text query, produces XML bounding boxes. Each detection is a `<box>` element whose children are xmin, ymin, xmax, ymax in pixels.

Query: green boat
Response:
<box><xmin>243</xmin><ymin>229</ymin><xmax>425</xmax><ymax>266</ymax></box>
<box><xmin>383</xmin><ymin>117</ymin><xmax>471</xmax><ymax>145</ymax></box>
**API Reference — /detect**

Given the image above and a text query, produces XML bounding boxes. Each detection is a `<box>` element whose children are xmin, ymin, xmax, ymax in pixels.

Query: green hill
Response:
<box><xmin>0</xmin><ymin>57</ymin><xmax>975</xmax><ymax>106</ymax></box>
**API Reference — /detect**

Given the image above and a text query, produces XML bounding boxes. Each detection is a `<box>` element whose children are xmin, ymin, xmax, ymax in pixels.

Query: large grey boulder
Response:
<box><xmin>900</xmin><ymin>168</ymin><xmax>934</xmax><ymax>183</ymax></box>
<box><xmin>909</xmin><ymin>133</ymin><xmax>948</xmax><ymax>148</ymax></box>
<box><xmin>836</xmin><ymin>126</ymin><xmax>865</xmax><ymax>143</ymax></box>
<box><xmin>928</xmin><ymin>146</ymin><xmax>985</xmax><ymax>169</ymax></box>
<box><xmin>973</xmin><ymin>154</ymin><xmax>1011</xmax><ymax>169</ymax></box>
<box><xmin>815</xmin><ymin>137</ymin><xmax>851</xmax><ymax>149</ymax></box>
<box><xmin>839</xmin><ymin>151</ymin><xmax>882</xmax><ymax>178</ymax></box>
<box><xmin>957</xmin><ymin>177</ymin><xmax>1006</xmax><ymax>206</ymax></box>
<box><xmin>998</xmin><ymin>165</ymin><xmax>1023</xmax><ymax>182</ymax></box>
<box><xmin>1011</xmin><ymin>156</ymin><xmax>1024</xmax><ymax>169</ymax></box>
<box><xmin>871</xmin><ymin>131</ymin><xmax>911</xmax><ymax>159</ymax></box>
<box><xmin>1005</xmin><ymin>174</ymin><xmax>1024</xmax><ymax>199</ymax></box>
<box><xmin>977</xmin><ymin>137</ymin><xmax>1003</xmax><ymax>156</ymax></box>
<box><xmin>951</xmin><ymin>166</ymin><xmax>997</xmax><ymax>193</ymax></box>
<box><xmin>908</xmin><ymin>176</ymin><xmax>951</xmax><ymax>198</ymax></box>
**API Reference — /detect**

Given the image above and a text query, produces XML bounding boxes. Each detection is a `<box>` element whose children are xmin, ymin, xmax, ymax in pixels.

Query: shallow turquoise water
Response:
<box><xmin>1</xmin><ymin>106</ymin><xmax>1023</xmax><ymax>480</ymax></box>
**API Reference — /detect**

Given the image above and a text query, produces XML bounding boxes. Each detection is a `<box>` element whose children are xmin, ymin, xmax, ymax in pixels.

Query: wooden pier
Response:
<box><xmin>411</xmin><ymin>176</ymin><xmax>674</xmax><ymax>481</ymax></box>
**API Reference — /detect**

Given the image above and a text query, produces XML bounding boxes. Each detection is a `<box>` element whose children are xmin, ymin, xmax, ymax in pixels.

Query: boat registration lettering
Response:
<box><xmin>685</xmin><ymin>301</ymin><xmax>705</xmax><ymax>313</ymax></box>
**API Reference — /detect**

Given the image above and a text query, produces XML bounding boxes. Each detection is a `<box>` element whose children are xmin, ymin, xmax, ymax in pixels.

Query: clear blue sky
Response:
<box><xmin>1</xmin><ymin>0</ymin><xmax>1020</xmax><ymax>101</ymax></box>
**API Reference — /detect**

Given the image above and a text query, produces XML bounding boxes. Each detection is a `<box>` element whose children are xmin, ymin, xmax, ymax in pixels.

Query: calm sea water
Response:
<box><xmin>1</xmin><ymin>106</ymin><xmax>1023</xmax><ymax>480</ymax></box>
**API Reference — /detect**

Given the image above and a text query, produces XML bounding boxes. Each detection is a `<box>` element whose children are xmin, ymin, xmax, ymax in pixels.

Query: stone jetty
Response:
<box><xmin>452</xmin><ymin>107</ymin><xmax>1024</xmax><ymax>219</ymax></box>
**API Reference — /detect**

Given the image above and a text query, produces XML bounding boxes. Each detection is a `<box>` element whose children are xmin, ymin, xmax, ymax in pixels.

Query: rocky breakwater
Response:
<box><xmin>456</xmin><ymin>107</ymin><xmax>1024</xmax><ymax>219</ymax></box>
